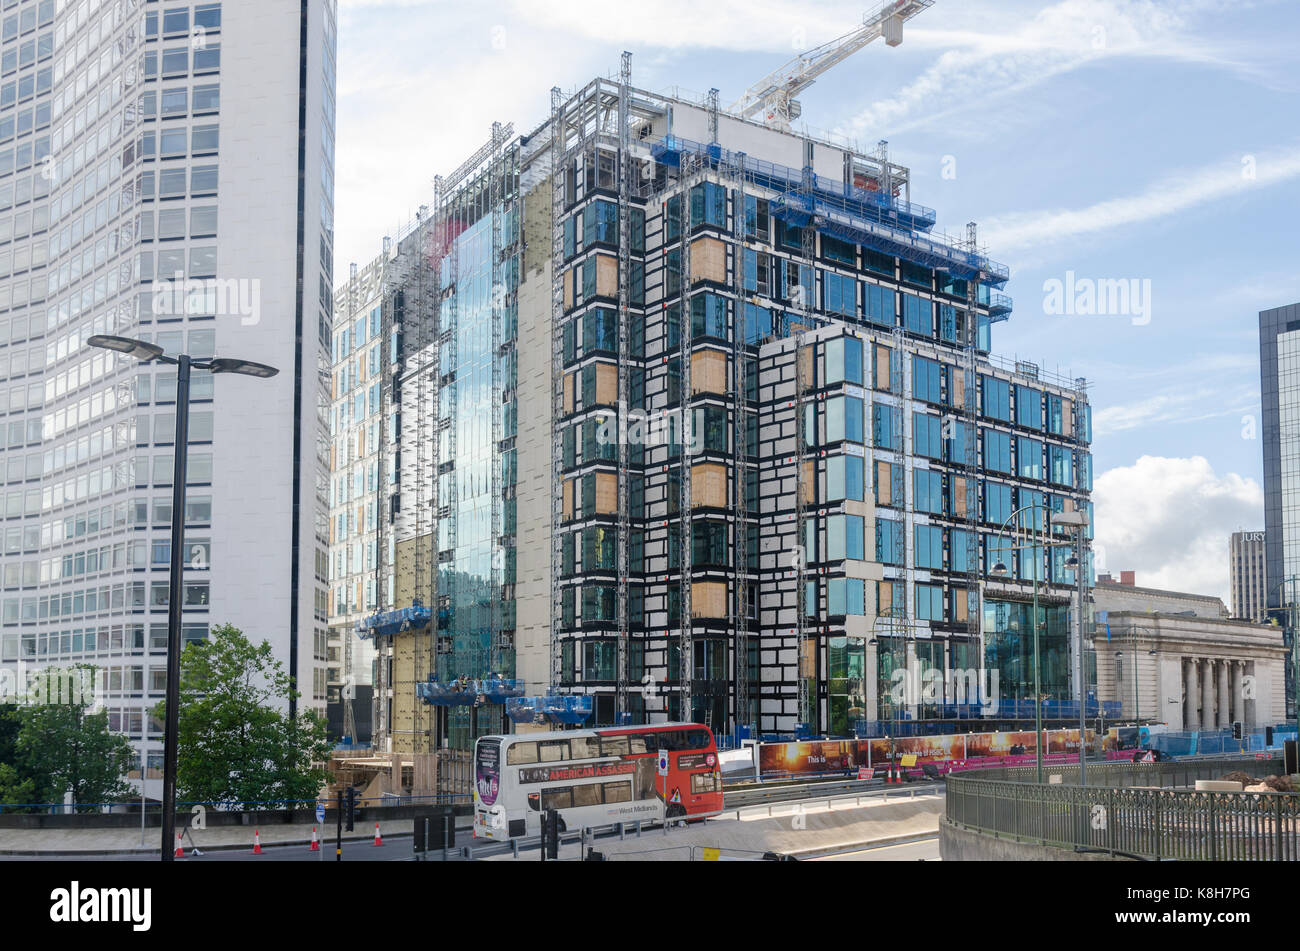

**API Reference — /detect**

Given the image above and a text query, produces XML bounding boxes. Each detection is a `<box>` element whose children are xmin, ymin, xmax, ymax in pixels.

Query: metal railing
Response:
<box><xmin>946</xmin><ymin>758</ymin><xmax>1299</xmax><ymax>860</ymax></box>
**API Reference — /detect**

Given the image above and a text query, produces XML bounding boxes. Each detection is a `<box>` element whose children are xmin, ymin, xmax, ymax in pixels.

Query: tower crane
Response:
<box><xmin>728</xmin><ymin>0</ymin><xmax>935</xmax><ymax>131</ymax></box>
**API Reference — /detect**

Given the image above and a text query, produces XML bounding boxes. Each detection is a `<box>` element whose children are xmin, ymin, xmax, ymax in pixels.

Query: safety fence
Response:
<box><xmin>945</xmin><ymin>757</ymin><xmax>1299</xmax><ymax>861</ymax></box>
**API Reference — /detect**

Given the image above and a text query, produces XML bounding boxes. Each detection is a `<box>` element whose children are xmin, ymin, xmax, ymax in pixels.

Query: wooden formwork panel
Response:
<box><xmin>692</xmin><ymin>581</ymin><xmax>727</xmax><ymax>619</ymax></box>
<box><xmin>801</xmin><ymin>460</ymin><xmax>814</xmax><ymax>504</ymax></box>
<box><xmin>690</xmin><ymin>235</ymin><xmax>726</xmax><ymax>284</ymax></box>
<box><xmin>563</xmin><ymin>268</ymin><xmax>573</xmax><ymax>310</ymax></box>
<box><xmin>596</xmin><ymin>254</ymin><xmax>618</xmax><ymax>298</ymax></box>
<box><xmin>595</xmin><ymin>361</ymin><xmax>617</xmax><ymax>405</ymax></box>
<box><xmin>563</xmin><ymin>477</ymin><xmax>575</xmax><ymax>521</ymax></box>
<box><xmin>874</xmin><ymin>344</ymin><xmax>891</xmax><ymax>390</ymax></box>
<box><xmin>952</xmin><ymin>474</ymin><xmax>967</xmax><ymax>517</ymax></box>
<box><xmin>594</xmin><ymin>471</ymin><xmax>617</xmax><ymax>514</ymax></box>
<box><xmin>691</xmin><ymin>349</ymin><xmax>727</xmax><ymax>395</ymax></box>
<box><xmin>691</xmin><ymin>462</ymin><xmax>727</xmax><ymax>508</ymax></box>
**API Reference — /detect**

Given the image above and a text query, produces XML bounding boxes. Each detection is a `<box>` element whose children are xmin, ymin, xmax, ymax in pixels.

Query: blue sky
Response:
<box><xmin>334</xmin><ymin>0</ymin><xmax>1300</xmax><ymax>599</ymax></box>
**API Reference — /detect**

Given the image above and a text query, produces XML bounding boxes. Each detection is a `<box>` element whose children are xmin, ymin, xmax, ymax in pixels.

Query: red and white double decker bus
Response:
<box><xmin>473</xmin><ymin>723</ymin><xmax>724</xmax><ymax>840</ymax></box>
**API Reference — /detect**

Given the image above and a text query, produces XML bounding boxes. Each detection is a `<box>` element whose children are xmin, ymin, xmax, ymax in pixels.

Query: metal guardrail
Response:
<box><xmin>946</xmin><ymin>757</ymin><xmax>1299</xmax><ymax>861</ymax></box>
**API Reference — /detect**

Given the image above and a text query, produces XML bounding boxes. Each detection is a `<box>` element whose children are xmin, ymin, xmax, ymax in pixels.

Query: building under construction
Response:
<box><xmin>330</xmin><ymin>3</ymin><xmax>1096</xmax><ymax>759</ymax></box>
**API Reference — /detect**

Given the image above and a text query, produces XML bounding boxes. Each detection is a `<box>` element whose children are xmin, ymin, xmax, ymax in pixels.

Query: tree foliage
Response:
<box><xmin>1</xmin><ymin>668</ymin><xmax>136</xmax><ymax>811</ymax></box>
<box><xmin>161</xmin><ymin>624</ymin><xmax>332</xmax><ymax>807</ymax></box>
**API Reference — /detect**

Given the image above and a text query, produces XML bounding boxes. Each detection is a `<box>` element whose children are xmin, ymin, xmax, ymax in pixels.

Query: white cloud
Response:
<box><xmin>840</xmin><ymin>0</ymin><xmax>1262</xmax><ymax>140</ymax></box>
<box><xmin>1092</xmin><ymin>382</ymin><xmax>1259</xmax><ymax>437</ymax></box>
<box><xmin>982</xmin><ymin>144</ymin><xmax>1300</xmax><ymax>255</ymax></box>
<box><xmin>1093</xmin><ymin>456</ymin><xmax>1262</xmax><ymax>603</ymax></box>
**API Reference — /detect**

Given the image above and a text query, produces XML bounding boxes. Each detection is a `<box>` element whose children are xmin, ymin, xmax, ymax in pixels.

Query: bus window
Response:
<box><xmin>538</xmin><ymin>741</ymin><xmax>569</xmax><ymax>762</ymax></box>
<box><xmin>686</xmin><ymin>729</ymin><xmax>710</xmax><ymax>749</ymax></box>
<box><xmin>634</xmin><ymin>762</ymin><xmax>659</xmax><ymax>801</ymax></box>
<box><xmin>541</xmin><ymin>787</ymin><xmax>573</xmax><ymax>810</ymax></box>
<box><xmin>572</xmin><ymin>784</ymin><xmax>601</xmax><ymax>807</ymax></box>
<box><xmin>603</xmin><ymin>781</ymin><xmax>632</xmax><ymax>803</ymax></box>
<box><xmin>691</xmin><ymin>772</ymin><xmax>721</xmax><ymax>794</ymax></box>
<box><xmin>600</xmin><ymin>735</ymin><xmax>630</xmax><ymax>757</ymax></box>
<box><xmin>568</xmin><ymin>736</ymin><xmax>600</xmax><ymax>760</ymax></box>
<box><xmin>507</xmin><ymin>742</ymin><xmax>539</xmax><ymax>765</ymax></box>
<box><xmin>526</xmin><ymin>792</ymin><xmax>540</xmax><ymax>812</ymax></box>
<box><xmin>626</xmin><ymin>735</ymin><xmax>649</xmax><ymax>755</ymax></box>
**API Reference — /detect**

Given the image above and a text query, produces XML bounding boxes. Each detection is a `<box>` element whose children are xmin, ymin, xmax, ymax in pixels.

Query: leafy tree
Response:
<box><xmin>161</xmin><ymin>624</ymin><xmax>332</xmax><ymax>807</ymax></box>
<box><xmin>15</xmin><ymin>667</ymin><xmax>136</xmax><ymax>811</ymax></box>
<box><xmin>0</xmin><ymin>706</ymin><xmax>36</xmax><ymax>810</ymax></box>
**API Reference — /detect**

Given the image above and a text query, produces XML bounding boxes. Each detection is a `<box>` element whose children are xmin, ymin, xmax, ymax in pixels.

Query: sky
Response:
<box><xmin>334</xmin><ymin>0</ymin><xmax>1300</xmax><ymax>602</ymax></box>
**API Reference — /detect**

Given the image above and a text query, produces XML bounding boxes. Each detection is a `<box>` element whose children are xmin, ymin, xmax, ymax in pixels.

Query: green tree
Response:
<box><xmin>161</xmin><ymin>624</ymin><xmax>332</xmax><ymax>807</ymax></box>
<box><xmin>15</xmin><ymin>667</ymin><xmax>136</xmax><ymax>811</ymax></box>
<box><xmin>0</xmin><ymin>706</ymin><xmax>37</xmax><ymax>810</ymax></box>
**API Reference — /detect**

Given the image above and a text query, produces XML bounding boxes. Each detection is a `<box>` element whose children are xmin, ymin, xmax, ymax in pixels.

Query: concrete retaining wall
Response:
<box><xmin>939</xmin><ymin>817</ymin><xmax>1139</xmax><ymax>861</ymax></box>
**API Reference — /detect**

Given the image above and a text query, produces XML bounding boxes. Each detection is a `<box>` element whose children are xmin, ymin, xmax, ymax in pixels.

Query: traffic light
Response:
<box><xmin>345</xmin><ymin>787</ymin><xmax>357</xmax><ymax>832</ymax></box>
<box><xmin>541</xmin><ymin>808</ymin><xmax>559</xmax><ymax>860</ymax></box>
<box><xmin>1232</xmin><ymin>721</ymin><xmax>1243</xmax><ymax>740</ymax></box>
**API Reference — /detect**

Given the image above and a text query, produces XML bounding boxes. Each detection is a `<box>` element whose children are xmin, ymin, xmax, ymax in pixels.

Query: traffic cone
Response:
<box><xmin>309</xmin><ymin>826</ymin><xmax>320</xmax><ymax>852</ymax></box>
<box><xmin>252</xmin><ymin>829</ymin><xmax>262</xmax><ymax>855</ymax></box>
<box><xmin>174</xmin><ymin>832</ymin><xmax>184</xmax><ymax>858</ymax></box>
<box><xmin>372</xmin><ymin>822</ymin><xmax>383</xmax><ymax>847</ymax></box>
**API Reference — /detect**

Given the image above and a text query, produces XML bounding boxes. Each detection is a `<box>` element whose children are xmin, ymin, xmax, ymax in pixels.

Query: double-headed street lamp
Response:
<box><xmin>987</xmin><ymin>503</ymin><xmax>1088</xmax><ymax>784</ymax></box>
<box><xmin>88</xmin><ymin>334</ymin><xmax>277</xmax><ymax>862</ymax></box>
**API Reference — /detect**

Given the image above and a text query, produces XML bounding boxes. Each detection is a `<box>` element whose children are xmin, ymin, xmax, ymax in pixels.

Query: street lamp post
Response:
<box><xmin>1054</xmin><ymin>509</ymin><xmax>1089</xmax><ymax>786</ymax></box>
<box><xmin>88</xmin><ymin>335</ymin><xmax>277</xmax><ymax>862</ymax></box>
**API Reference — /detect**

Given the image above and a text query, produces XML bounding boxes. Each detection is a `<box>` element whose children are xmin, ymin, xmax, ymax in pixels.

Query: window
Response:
<box><xmin>913</xmin><ymin>412</ymin><xmax>942</xmax><ymax>459</ymax></box>
<box><xmin>902</xmin><ymin>294</ymin><xmax>931</xmax><ymax>336</ymax></box>
<box><xmin>828</xmin><ymin>577</ymin><xmax>866</xmax><ymax>616</ymax></box>
<box><xmin>827</xmin><ymin>454</ymin><xmax>865</xmax><ymax>502</ymax></box>
<box><xmin>1016</xmin><ymin>385</ymin><xmax>1042</xmax><ymax>429</ymax></box>
<box><xmin>916</xmin><ymin>583</ymin><xmax>944</xmax><ymax>621</ymax></box>
<box><xmin>1017</xmin><ymin>437</ymin><xmax>1043</xmax><ymax>480</ymax></box>
<box><xmin>982</xmin><ymin>377</ymin><xmax>1012</xmax><ymax>421</ymax></box>
<box><xmin>827</xmin><ymin>514</ymin><xmax>865</xmax><ymax>562</ymax></box>
<box><xmin>914</xmin><ymin>469</ymin><xmax>943</xmax><ymax>515</ymax></box>
<box><xmin>864</xmin><ymin>283</ymin><xmax>894</xmax><ymax>326</ymax></box>
<box><xmin>983</xmin><ymin>429</ymin><xmax>1012</xmax><ymax>474</ymax></box>
<box><xmin>875</xmin><ymin>518</ymin><xmax>902</xmax><ymax>565</ymax></box>
<box><xmin>193</xmin><ymin>84</ymin><xmax>220</xmax><ymax>113</ymax></box>
<box><xmin>826</xmin><ymin>396</ymin><xmax>864</xmax><ymax>443</ymax></box>
<box><xmin>915</xmin><ymin>525</ymin><xmax>944</xmax><ymax>570</ymax></box>
<box><xmin>1049</xmin><ymin>445</ymin><xmax>1074</xmax><ymax>486</ymax></box>
<box><xmin>192</xmin><ymin>124</ymin><xmax>219</xmax><ymax>153</ymax></box>
<box><xmin>822</xmin><ymin>270</ymin><xmax>856</xmax><ymax>317</ymax></box>
<box><xmin>824</xmin><ymin>336</ymin><xmax>863</xmax><ymax>386</ymax></box>
<box><xmin>984</xmin><ymin>481</ymin><xmax>1013</xmax><ymax>526</ymax></box>
<box><xmin>912</xmin><ymin>356</ymin><xmax>941</xmax><ymax>404</ymax></box>
<box><xmin>872</xmin><ymin>403</ymin><xmax>898</xmax><ymax>450</ymax></box>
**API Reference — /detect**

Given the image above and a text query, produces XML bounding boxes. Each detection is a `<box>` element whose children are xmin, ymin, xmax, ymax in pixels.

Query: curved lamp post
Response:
<box><xmin>88</xmin><ymin>335</ymin><xmax>277</xmax><ymax>862</ymax></box>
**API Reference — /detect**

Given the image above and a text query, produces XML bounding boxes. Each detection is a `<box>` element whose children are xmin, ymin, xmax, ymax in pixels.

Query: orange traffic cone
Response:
<box><xmin>174</xmin><ymin>832</ymin><xmax>184</xmax><ymax>858</ymax></box>
<box><xmin>252</xmin><ymin>829</ymin><xmax>262</xmax><ymax>855</ymax></box>
<box><xmin>372</xmin><ymin>822</ymin><xmax>383</xmax><ymax>847</ymax></box>
<box><xmin>309</xmin><ymin>826</ymin><xmax>320</xmax><ymax>851</ymax></box>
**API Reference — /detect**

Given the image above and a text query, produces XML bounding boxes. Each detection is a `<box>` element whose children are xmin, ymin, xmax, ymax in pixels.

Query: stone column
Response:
<box><xmin>1201</xmin><ymin>659</ymin><xmax>1215</xmax><ymax>733</ymax></box>
<box><xmin>1217</xmin><ymin>660</ymin><xmax>1230</xmax><ymax>729</ymax></box>
<box><xmin>1244</xmin><ymin>660</ymin><xmax>1257</xmax><ymax>727</ymax></box>
<box><xmin>1232</xmin><ymin>660</ymin><xmax>1245</xmax><ymax>725</ymax></box>
<box><xmin>1184</xmin><ymin>658</ymin><xmax>1199</xmax><ymax>731</ymax></box>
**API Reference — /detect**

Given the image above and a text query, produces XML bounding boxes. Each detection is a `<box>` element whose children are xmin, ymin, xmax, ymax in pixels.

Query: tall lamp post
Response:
<box><xmin>1053</xmin><ymin>508</ymin><xmax>1089</xmax><ymax>786</ymax></box>
<box><xmin>88</xmin><ymin>335</ymin><xmax>277</xmax><ymax>862</ymax></box>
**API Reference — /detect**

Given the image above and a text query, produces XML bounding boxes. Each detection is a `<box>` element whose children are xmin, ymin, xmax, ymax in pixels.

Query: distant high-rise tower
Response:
<box><xmin>1229</xmin><ymin>531</ymin><xmax>1266</xmax><ymax>621</ymax></box>
<box><xmin>1259</xmin><ymin>301</ymin><xmax>1300</xmax><ymax>719</ymax></box>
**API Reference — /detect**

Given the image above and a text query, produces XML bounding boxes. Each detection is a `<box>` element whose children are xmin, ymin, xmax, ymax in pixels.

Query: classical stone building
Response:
<box><xmin>1094</xmin><ymin>577</ymin><xmax>1287</xmax><ymax>730</ymax></box>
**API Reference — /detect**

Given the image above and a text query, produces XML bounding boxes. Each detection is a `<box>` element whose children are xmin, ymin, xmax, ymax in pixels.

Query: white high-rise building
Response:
<box><xmin>0</xmin><ymin>0</ymin><xmax>337</xmax><ymax>799</ymax></box>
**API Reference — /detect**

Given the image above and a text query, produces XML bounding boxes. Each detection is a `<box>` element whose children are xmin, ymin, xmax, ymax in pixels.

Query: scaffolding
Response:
<box><xmin>616</xmin><ymin>54</ymin><xmax>633</xmax><ymax>720</ymax></box>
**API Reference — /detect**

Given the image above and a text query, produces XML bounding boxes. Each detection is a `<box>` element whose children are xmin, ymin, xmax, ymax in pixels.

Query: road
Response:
<box><xmin>807</xmin><ymin>834</ymin><xmax>940</xmax><ymax>861</ymax></box>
